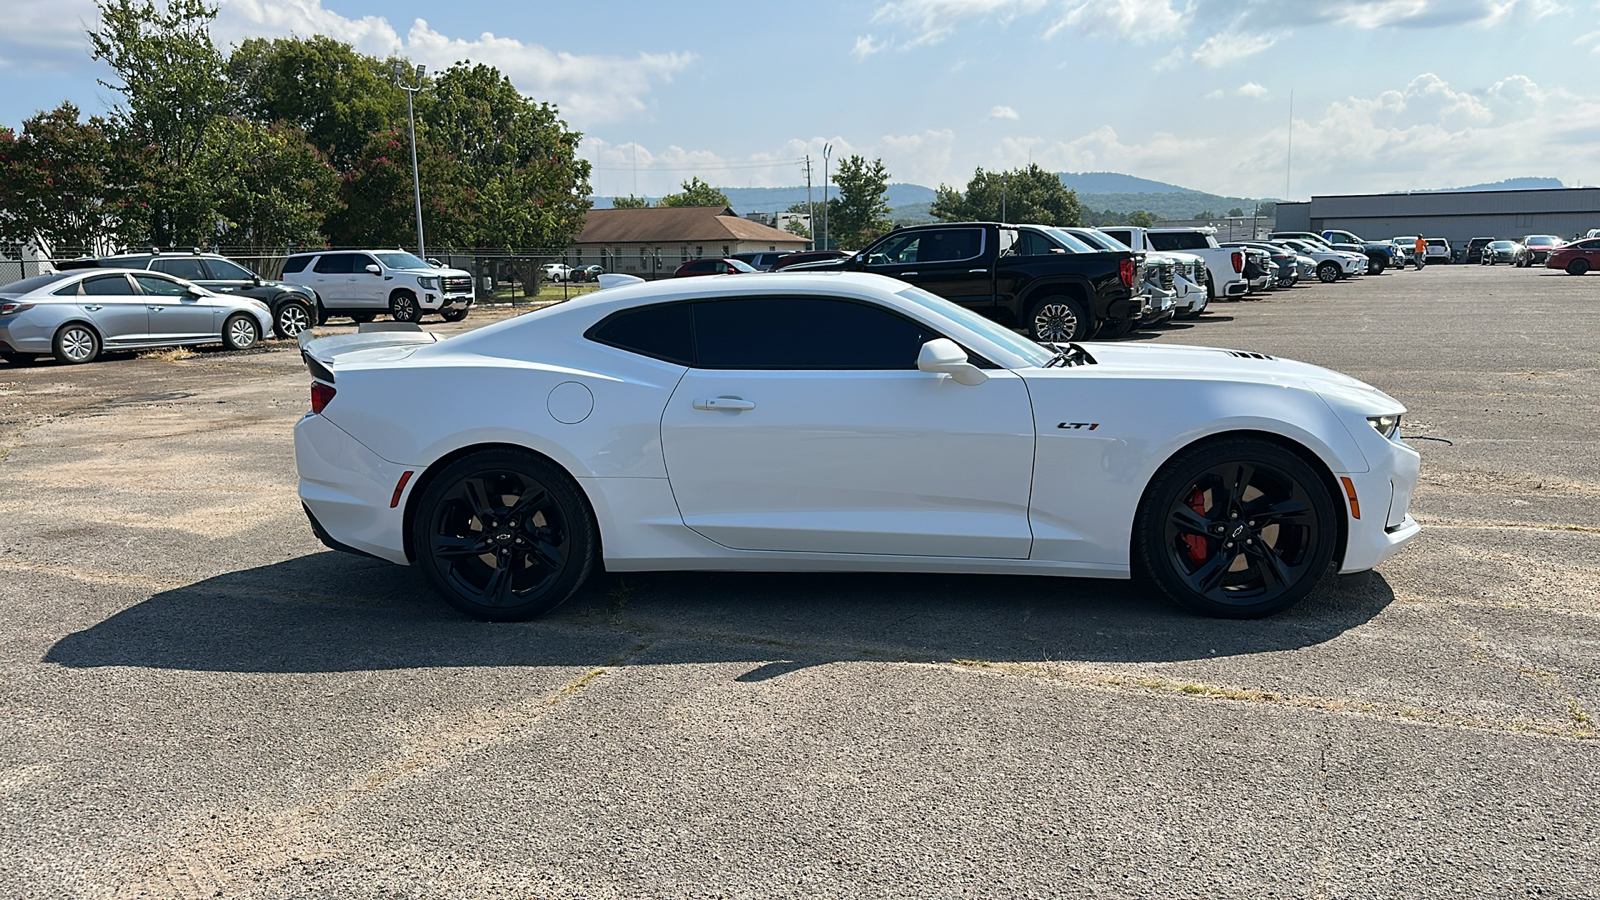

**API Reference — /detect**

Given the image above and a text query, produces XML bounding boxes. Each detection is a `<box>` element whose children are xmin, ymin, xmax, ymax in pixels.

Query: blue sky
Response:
<box><xmin>4</xmin><ymin>0</ymin><xmax>1599</xmax><ymax>199</ymax></box>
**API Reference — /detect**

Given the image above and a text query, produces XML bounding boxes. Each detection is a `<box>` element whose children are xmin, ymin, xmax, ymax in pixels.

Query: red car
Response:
<box><xmin>672</xmin><ymin>258</ymin><xmax>758</xmax><ymax>278</ymax></box>
<box><xmin>1546</xmin><ymin>238</ymin><xmax>1600</xmax><ymax>275</ymax></box>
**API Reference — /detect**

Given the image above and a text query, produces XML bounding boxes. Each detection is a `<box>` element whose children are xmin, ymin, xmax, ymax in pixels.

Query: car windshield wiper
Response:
<box><xmin>1044</xmin><ymin>342</ymin><xmax>1093</xmax><ymax>368</ymax></box>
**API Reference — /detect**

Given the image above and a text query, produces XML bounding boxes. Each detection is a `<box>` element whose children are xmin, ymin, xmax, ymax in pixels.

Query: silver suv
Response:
<box><xmin>281</xmin><ymin>250</ymin><xmax>474</xmax><ymax>323</ymax></box>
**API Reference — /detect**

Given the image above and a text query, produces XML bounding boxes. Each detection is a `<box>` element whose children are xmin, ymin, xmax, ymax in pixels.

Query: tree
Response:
<box><xmin>89</xmin><ymin>0</ymin><xmax>227</xmax><ymax>245</ymax></box>
<box><xmin>930</xmin><ymin>164</ymin><xmax>1082</xmax><ymax>226</ymax></box>
<box><xmin>226</xmin><ymin>36</ymin><xmax>404</xmax><ymax>169</ymax></box>
<box><xmin>1195</xmin><ymin>209</ymin><xmax>1216</xmax><ymax>220</ymax></box>
<box><xmin>1128</xmin><ymin>210</ymin><xmax>1155</xmax><ymax>228</ymax></box>
<box><xmin>784</xmin><ymin>218</ymin><xmax>811</xmax><ymax>239</ymax></box>
<box><xmin>1227</xmin><ymin>207</ymin><xmax>1245</xmax><ymax>218</ymax></box>
<box><xmin>0</xmin><ymin>104</ymin><xmax>146</xmax><ymax>255</ymax></box>
<box><xmin>827</xmin><ymin>155</ymin><xmax>892</xmax><ymax>248</ymax></box>
<box><xmin>330</xmin><ymin>125</ymin><xmax>474</xmax><ymax>249</ymax></box>
<box><xmin>193</xmin><ymin>117</ymin><xmax>342</xmax><ymax>250</ymax></box>
<box><xmin>612</xmin><ymin>195</ymin><xmax>651</xmax><ymax>208</ymax></box>
<box><xmin>657</xmin><ymin>177</ymin><xmax>729</xmax><ymax>208</ymax></box>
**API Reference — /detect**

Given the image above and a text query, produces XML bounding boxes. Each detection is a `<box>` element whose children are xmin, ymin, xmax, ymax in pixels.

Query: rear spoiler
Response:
<box><xmin>297</xmin><ymin>322</ymin><xmax>442</xmax><ymax>381</ymax></box>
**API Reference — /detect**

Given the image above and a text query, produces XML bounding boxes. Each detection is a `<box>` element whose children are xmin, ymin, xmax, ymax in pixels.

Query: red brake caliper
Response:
<box><xmin>1182</xmin><ymin>489</ymin><xmax>1210</xmax><ymax>563</ymax></box>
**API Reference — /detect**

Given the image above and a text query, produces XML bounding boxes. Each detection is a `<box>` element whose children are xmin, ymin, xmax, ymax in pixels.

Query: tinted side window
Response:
<box><xmin>1148</xmin><ymin>232</ymin><xmax>1209</xmax><ymax>251</ymax></box>
<box><xmin>587</xmin><ymin>303</ymin><xmax>693</xmax><ymax>365</ymax></box>
<box><xmin>150</xmin><ymin>258</ymin><xmax>208</xmax><ymax>281</ymax></box>
<box><xmin>313</xmin><ymin>254</ymin><xmax>352</xmax><ymax>274</ymax></box>
<box><xmin>915</xmin><ymin>228</ymin><xmax>982</xmax><ymax>262</ymax></box>
<box><xmin>1015</xmin><ymin>230</ymin><xmax>1062</xmax><ymax>256</ymax></box>
<box><xmin>692</xmin><ymin>297</ymin><xmax>939</xmax><ymax>370</ymax></box>
<box><xmin>133</xmin><ymin>275</ymin><xmax>188</xmax><ymax>296</ymax></box>
<box><xmin>282</xmin><ymin>256</ymin><xmax>311</xmax><ymax>273</ymax></box>
<box><xmin>82</xmin><ymin>275</ymin><xmax>133</xmax><ymax>295</ymax></box>
<box><xmin>205</xmin><ymin>259</ymin><xmax>256</xmax><ymax>280</ymax></box>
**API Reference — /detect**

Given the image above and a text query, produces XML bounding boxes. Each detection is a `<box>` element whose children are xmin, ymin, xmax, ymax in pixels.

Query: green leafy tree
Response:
<box><xmin>1128</xmin><ymin>210</ymin><xmax>1155</xmax><ymax>228</ymax></box>
<box><xmin>657</xmin><ymin>177</ymin><xmax>729</xmax><ymax>208</ymax></box>
<box><xmin>931</xmin><ymin>164</ymin><xmax>1082</xmax><ymax>226</ymax></box>
<box><xmin>1194</xmin><ymin>209</ymin><xmax>1216</xmax><ymax>220</ymax></box>
<box><xmin>0</xmin><ymin>104</ymin><xmax>147</xmax><ymax>255</ymax></box>
<box><xmin>1227</xmin><ymin>207</ymin><xmax>1245</xmax><ymax>218</ymax></box>
<box><xmin>226</xmin><ymin>36</ymin><xmax>404</xmax><ymax>169</ymax></box>
<box><xmin>89</xmin><ymin>0</ymin><xmax>226</xmax><ymax>245</ymax></box>
<box><xmin>612</xmin><ymin>195</ymin><xmax>651</xmax><ymax>208</ymax></box>
<box><xmin>826</xmin><ymin>155</ymin><xmax>892</xmax><ymax>248</ymax></box>
<box><xmin>330</xmin><ymin>125</ymin><xmax>474</xmax><ymax>249</ymax></box>
<box><xmin>194</xmin><ymin>117</ymin><xmax>342</xmax><ymax>250</ymax></box>
<box><xmin>784</xmin><ymin>218</ymin><xmax>811</xmax><ymax>239</ymax></box>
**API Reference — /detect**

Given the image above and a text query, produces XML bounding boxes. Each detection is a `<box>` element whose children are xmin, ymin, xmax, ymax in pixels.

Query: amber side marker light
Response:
<box><xmin>391</xmin><ymin>471</ymin><xmax>415</xmax><ymax>509</ymax></box>
<box><xmin>1339</xmin><ymin>477</ymin><xmax>1361</xmax><ymax>519</ymax></box>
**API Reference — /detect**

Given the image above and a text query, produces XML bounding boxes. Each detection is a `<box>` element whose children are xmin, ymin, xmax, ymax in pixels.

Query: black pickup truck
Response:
<box><xmin>790</xmin><ymin>222</ymin><xmax>1143</xmax><ymax>342</ymax></box>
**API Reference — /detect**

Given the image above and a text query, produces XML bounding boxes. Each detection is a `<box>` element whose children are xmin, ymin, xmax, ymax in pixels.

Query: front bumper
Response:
<box><xmin>1337</xmin><ymin>434</ymin><xmax>1422</xmax><ymax>573</ymax></box>
<box><xmin>420</xmin><ymin>290</ymin><xmax>475</xmax><ymax>311</ymax></box>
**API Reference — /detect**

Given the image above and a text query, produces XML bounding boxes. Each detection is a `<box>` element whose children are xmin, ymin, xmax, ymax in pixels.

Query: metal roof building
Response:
<box><xmin>1275</xmin><ymin>188</ymin><xmax>1600</xmax><ymax>253</ymax></box>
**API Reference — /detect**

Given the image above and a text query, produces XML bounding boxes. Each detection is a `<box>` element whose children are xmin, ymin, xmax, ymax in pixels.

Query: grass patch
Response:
<box><xmin>138</xmin><ymin>346</ymin><xmax>197</xmax><ymax>361</ymax></box>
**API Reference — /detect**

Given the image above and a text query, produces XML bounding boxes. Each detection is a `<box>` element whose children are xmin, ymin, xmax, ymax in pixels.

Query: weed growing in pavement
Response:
<box><xmin>606</xmin><ymin>579</ymin><xmax>634</xmax><ymax>617</ymax></box>
<box><xmin>1569</xmin><ymin>700</ymin><xmax>1592</xmax><ymax>727</ymax></box>
<box><xmin>137</xmin><ymin>347</ymin><xmax>196</xmax><ymax>361</ymax></box>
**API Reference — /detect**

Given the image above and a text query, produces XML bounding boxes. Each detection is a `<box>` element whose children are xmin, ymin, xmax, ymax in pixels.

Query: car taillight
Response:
<box><xmin>311</xmin><ymin>381</ymin><xmax>336</xmax><ymax>414</ymax></box>
<box><xmin>1231</xmin><ymin>251</ymin><xmax>1243</xmax><ymax>273</ymax></box>
<box><xmin>0</xmin><ymin>301</ymin><xmax>34</xmax><ymax>316</ymax></box>
<box><xmin>1119</xmin><ymin>258</ymin><xmax>1135</xmax><ymax>288</ymax></box>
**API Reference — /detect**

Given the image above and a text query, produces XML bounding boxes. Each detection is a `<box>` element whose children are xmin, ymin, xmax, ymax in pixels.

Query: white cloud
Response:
<box><xmin>0</xmin><ymin>0</ymin><xmax>96</xmax><ymax>69</ymax></box>
<box><xmin>868</xmin><ymin>0</ymin><xmax>1047</xmax><ymax>47</ymax></box>
<box><xmin>990</xmin><ymin>105</ymin><xmax>1019</xmax><ymax>120</ymax></box>
<box><xmin>214</xmin><ymin>0</ymin><xmax>692</xmax><ymax>125</ymax></box>
<box><xmin>1191</xmin><ymin>30</ymin><xmax>1279</xmax><ymax>66</ymax></box>
<box><xmin>1237</xmin><ymin>81</ymin><xmax>1269</xmax><ymax>98</ymax></box>
<box><xmin>1044</xmin><ymin>0</ymin><xmax>1191</xmax><ymax>41</ymax></box>
<box><xmin>1206</xmin><ymin>89</ymin><xmax>1224</xmax><ymax>99</ymax></box>
<box><xmin>852</xmin><ymin>34</ymin><xmax>887</xmax><ymax>59</ymax></box>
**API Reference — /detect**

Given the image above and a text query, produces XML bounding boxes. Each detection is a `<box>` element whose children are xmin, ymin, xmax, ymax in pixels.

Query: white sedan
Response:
<box><xmin>295</xmin><ymin>272</ymin><xmax>1420</xmax><ymax>621</ymax></box>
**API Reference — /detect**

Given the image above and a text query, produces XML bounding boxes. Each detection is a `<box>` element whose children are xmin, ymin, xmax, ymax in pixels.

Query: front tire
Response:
<box><xmin>441</xmin><ymin>308</ymin><xmax>470</xmax><ymax>323</ymax></box>
<box><xmin>411</xmin><ymin>449</ymin><xmax>596</xmax><ymax>622</ymax></box>
<box><xmin>273</xmin><ymin>300</ymin><xmax>313</xmax><ymax>339</ymax></box>
<box><xmin>222</xmin><ymin>313</ymin><xmax>260</xmax><ymax>351</ymax></box>
<box><xmin>1567</xmin><ymin>259</ymin><xmax>1590</xmax><ymax>276</ymax></box>
<box><xmin>1369</xmin><ymin>258</ymin><xmax>1386</xmax><ymax>275</ymax></box>
<box><xmin>53</xmin><ymin>323</ymin><xmax>100</xmax><ymax>365</ymax></box>
<box><xmin>1134</xmin><ymin>438</ymin><xmax>1337</xmax><ymax>618</ymax></box>
<box><xmin>1028</xmin><ymin>295</ymin><xmax>1092</xmax><ymax>343</ymax></box>
<box><xmin>390</xmin><ymin>291</ymin><xmax>421</xmax><ymax>323</ymax></box>
<box><xmin>1316</xmin><ymin>262</ymin><xmax>1340</xmax><ymax>283</ymax></box>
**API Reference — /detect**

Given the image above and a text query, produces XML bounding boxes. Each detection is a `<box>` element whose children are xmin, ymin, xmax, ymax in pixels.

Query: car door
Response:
<box><xmin>135</xmin><ymin>274</ymin><xmax>215</xmax><ymax>339</ymax></box>
<box><xmin>72</xmin><ymin>274</ymin><xmax>149</xmax><ymax>344</ymax></box>
<box><xmin>347</xmin><ymin>253</ymin><xmax>388</xmax><ymax>309</ymax></box>
<box><xmin>659</xmin><ymin>295</ymin><xmax>1037</xmax><ymax>558</ymax></box>
<box><xmin>198</xmin><ymin>257</ymin><xmax>260</xmax><ymax>295</ymax></box>
<box><xmin>863</xmin><ymin>227</ymin><xmax>995</xmax><ymax>310</ymax></box>
<box><xmin>310</xmin><ymin>253</ymin><xmax>356</xmax><ymax>306</ymax></box>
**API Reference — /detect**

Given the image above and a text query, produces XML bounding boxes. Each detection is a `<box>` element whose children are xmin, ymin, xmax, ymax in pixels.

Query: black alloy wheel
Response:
<box><xmin>1567</xmin><ymin>259</ymin><xmax>1590</xmax><ymax>276</ymax></box>
<box><xmin>1136</xmin><ymin>438</ymin><xmax>1336</xmax><ymax>618</ymax></box>
<box><xmin>412</xmin><ymin>449</ymin><xmax>595</xmax><ymax>621</ymax></box>
<box><xmin>390</xmin><ymin>291</ymin><xmax>421</xmax><ymax>323</ymax></box>
<box><xmin>274</xmin><ymin>300</ymin><xmax>313</xmax><ymax>338</ymax></box>
<box><xmin>1029</xmin><ymin>296</ymin><xmax>1092</xmax><ymax>342</ymax></box>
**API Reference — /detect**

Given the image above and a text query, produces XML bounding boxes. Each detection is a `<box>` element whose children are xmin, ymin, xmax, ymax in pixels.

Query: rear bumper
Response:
<box><xmin>294</xmin><ymin>412</ymin><xmax>412</xmax><ymax>565</ymax></box>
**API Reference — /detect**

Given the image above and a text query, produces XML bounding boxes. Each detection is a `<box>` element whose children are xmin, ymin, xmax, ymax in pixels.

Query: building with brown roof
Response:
<box><xmin>566</xmin><ymin>206</ymin><xmax>810</xmax><ymax>278</ymax></box>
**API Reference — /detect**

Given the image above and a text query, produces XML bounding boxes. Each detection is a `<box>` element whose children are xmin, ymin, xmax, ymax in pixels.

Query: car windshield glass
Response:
<box><xmin>1069</xmin><ymin>229</ymin><xmax>1129</xmax><ymax>252</ymax></box>
<box><xmin>372</xmin><ymin>252</ymin><xmax>431</xmax><ymax>270</ymax></box>
<box><xmin>1527</xmin><ymin>236</ymin><xmax>1557</xmax><ymax>246</ymax></box>
<box><xmin>1036</xmin><ymin>228</ymin><xmax>1096</xmax><ymax>253</ymax></box>
<box><xmin>0</xmin><ymin>272</ymin><xmax>75</xmax><ymax>296</ymax></box>
<box><xmin>894</xmin><ymin>286</ymin><xmax>1053</xmax><ymax>367</ymax></box>
<box><xmin>727</xmin><ymin>259</ymin><xmax>757</xmax><ymax>273</ymax></box>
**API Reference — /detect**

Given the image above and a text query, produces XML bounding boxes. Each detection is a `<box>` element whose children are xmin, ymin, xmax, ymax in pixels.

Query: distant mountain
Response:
<box><xmin>1415</xmin><ymin>177</ymin><xmax>1566</xmax><ymax>193</ymax></box>
<box><xmin>1056</xmin><ymin>172</ymin><xmax>1203</xmax><ymax>195</ymax></box>
<box><xmin>1077</xmin><ymin>191</ymin><xmax>1271</xmax><ymax>220</ymax></box>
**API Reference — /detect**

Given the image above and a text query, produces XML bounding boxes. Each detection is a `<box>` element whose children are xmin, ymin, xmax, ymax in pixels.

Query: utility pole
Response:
<box><xmin>393</xmin><ymin>61</ymin><xmax>428</xmax><ymax>260</ymax></box>
<box><xmin>1001</xmin><ymin>172</ymin><xmax>1008</xmax><ymax>222</ymax></box>
<box><xmin>804</xmin><ymin>156</ymin><xmax>815</xmax><ymax>249</ymax></box>
<box><xmin>822</xmin><ymin>143</ymin><xmax>832</xmax><ymax>251</ymax></box>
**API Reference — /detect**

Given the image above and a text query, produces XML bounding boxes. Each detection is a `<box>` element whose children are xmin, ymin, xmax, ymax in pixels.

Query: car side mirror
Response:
<box><xmin>365</xmin><ymin>264</ymin><xmax>381</xmax><ymax>275</ymax></box>
<box><xmin>184</xmin><ymin>287</ymin><xmax>204</xmax><ymax>298</ymax></box>
<box><xmin>917</xmin><ymin>338</ymin><xmax>988</xmax><ymax>386</ymax></box>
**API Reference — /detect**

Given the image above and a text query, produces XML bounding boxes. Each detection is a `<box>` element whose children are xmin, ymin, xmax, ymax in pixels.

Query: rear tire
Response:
<box><xmin>411</xmin><ymin>449</ymin><xmax>596</xmax><ymax>622</ymax></box>
<box><xmin>1134</xmin><ymin>438</ymin><xmax>1337</xmax><ymax>618</ymax></box>
<box><xmin>1028</xmin><ymin>295</ymin><xmax>1092</xmax><ymax>343</ymax></box>
<box><xmin>1567</xmin><ymin>259</ymin><xmax>1590</xmax><ymax>276</ymax></box>
<box><xmin>53</xmin><ymin>323</ymin><xmax>100</xmax><ymax>365</ymax></box>
<box><xmin>273</xmin><ymin>300</ymin><xmax>313</xmax><ymax>339</ymax></box>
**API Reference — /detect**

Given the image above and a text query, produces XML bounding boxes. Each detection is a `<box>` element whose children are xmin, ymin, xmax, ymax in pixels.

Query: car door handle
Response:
<box><xmin>968</xmin><ymin>268</ymin><xmax>988</xmax><ymax>273</ymax></box>
<box><xmin>84</xmin><ymin>305</ymin><xmax>103</xmax><ymax>311</ymax></box>
<box><xmin>149</xmin><ymin>306</ymin><xmax>164</xmax><ymax>311</ymax></box>
<box><xmin>900</xmin><ymin>271</ymin><xmax>919</xmax><ymax>276</ymax></box>
<box><xmin>692</xmin><ymin>397</ymin><xmax>756</xmax><ymax>411</ymax></box>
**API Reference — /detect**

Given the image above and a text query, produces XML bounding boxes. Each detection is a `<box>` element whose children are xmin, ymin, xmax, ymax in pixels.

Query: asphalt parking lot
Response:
<box><xmin>1</xmin><ymin>265</ymin><xmax>1597</xmax><ymax>898</ymax></box>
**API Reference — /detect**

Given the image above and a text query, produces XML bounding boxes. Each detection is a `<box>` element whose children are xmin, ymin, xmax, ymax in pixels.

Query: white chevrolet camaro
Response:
<box><xmin>295</xmin><ymin>272</ymin><xmax>1420</xmax><ymax>621</ymax></box>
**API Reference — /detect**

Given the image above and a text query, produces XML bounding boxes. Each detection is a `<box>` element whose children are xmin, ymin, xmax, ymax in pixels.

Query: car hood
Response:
<box><xmin>393</xmin><ymin>266</ymin><xmax>471</xmax><ymax>279</ymax></box>
<box><xmin>1032</xmin><ymin>342</ymin><xmax>1404</xmax><ymax>412</ymax></box>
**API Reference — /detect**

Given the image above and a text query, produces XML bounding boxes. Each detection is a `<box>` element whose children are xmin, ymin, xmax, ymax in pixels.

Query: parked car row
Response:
<box><xmin>1466</xmin><ymin>234</ymin><xmax>1600</xmax><ymax>273</ymax></box>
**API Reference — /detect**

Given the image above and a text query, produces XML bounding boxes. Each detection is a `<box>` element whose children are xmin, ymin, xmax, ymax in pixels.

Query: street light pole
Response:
<box><xmin>822</xmin><ymin>143</ymin><xmax>832</xmax><ymax>251</ymax></box>
<box><xmin>394</xmin><ymin>62</ymin><xmax>427</xmax><ymax>260</ymax></box>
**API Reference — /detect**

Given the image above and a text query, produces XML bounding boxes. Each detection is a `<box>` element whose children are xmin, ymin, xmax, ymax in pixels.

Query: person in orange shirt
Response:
<box><xmin>1414</xmin><ymin>236</ymin><xmax>1427</xmax><ymax>269</ymax></box>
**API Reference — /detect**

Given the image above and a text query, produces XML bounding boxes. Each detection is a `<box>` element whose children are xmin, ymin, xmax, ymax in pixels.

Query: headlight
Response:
<box><xmin>418</xmin><ymin>275</ymin><xmax>441</xmax><ymax>290</ymax></box>
<box><xmin>1368</xmin><ymin>414</ymin><xmax>1401</xmax><ymax>439</ymax></box>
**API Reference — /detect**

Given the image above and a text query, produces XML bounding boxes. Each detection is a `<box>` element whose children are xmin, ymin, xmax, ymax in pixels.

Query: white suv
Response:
<box><xmin>281</xmin><ymin>250</ymin><xmax>474</xmax><ymax>324</ymax></box>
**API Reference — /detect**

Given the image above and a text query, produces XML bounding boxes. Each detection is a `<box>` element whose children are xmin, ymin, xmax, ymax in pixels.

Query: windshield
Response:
<box><xmin>727</xmin><ymin>259</ymin><xmax>758</xmax><ymax>273</ymax></box>
<box><xmin>1070</xmin><ymin>229</ymin><xmax>1131</xmax><ymax>252</ymax></box>
<box><xmin>1037</xmin><ymin>227</ymin><xmax>1097</xmax><ymax>253</ymax></box>
<box><xmin>895</xmin><ymin>286</ymin><xmax>1053</xmax><ymax>367</ymax></box>
<box><xmin>372</xmin><ymin>252</ymin><xmax>432</xmax><ymax>270</ymax></box>
<box><xmin>1525</xmin><ymin>236</ymin><xmax>1558</xmax><ymax>247</ymax></box>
